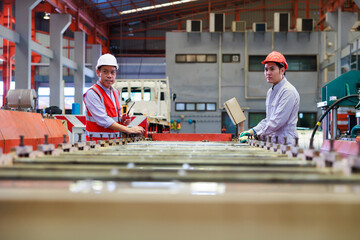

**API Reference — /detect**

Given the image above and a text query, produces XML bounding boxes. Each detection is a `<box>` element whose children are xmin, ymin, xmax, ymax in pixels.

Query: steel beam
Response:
<box><xmin>84</xmin><ymin>67</ymin><xmax>95</xmax><ymax>78</ymax></box>
<box><xmin>74</xmin><ymin>31</ymin><xmax>85</xmax><ymax>113</ymax></box>
<box><xmin>0</xmin><ymin>25</ymin><xmax>19</xmax><ymax>43</ymax></box>
<box><xmin>49</xmin><ymin>14</ymin><xmax>71</xmax><ymax>110</ymax></box>
<box><xmin>91</xmin><ymin>44</ymin><xmax>102</xmax><ymax>85</ymax></box>
<box><xmin>14</xmin><ymin>0</ymin><xmax>42</xmax><ymax>89</ymax></box>
<box><xmin>62</xmin><ymin>57</ymin><xmax>78</xmax><ymax>70</ymax></box>
<box><xmin>30</xmin><ymin>40</ymin><xmax>53</xmax><ymax>59</ymax></box>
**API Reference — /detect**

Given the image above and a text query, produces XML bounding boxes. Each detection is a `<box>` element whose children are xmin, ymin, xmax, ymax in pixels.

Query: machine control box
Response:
<box><xmin>320</xmin><ymin>71</ymin><xmax>360</xmax><ymax>108</ymax></box>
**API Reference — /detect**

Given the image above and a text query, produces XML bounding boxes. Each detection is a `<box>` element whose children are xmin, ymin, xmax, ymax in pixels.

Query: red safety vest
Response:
<box><xmin>84</xmin><ymin>84</ymin><xmax>121</xmax><ymax>141</ymax></box>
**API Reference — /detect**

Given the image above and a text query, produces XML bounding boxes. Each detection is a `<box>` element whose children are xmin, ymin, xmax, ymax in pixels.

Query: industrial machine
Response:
<box><xmin>315</xmin><ymin>71</ymin><xmax>360</xmax><ymax>155</ymax></box>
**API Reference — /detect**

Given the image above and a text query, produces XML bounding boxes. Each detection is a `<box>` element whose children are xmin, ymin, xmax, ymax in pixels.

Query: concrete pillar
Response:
<box><xmin>49</xmin><ymin>14</ymin><xmax>71</xmax><ymax>109</ymax></box>
<box><xmin>14</xmin><ymin>0</ymin><xmax>41</xmax><ymax>89</ymax></box>
<box><xmin>74</xmin><ymin>31</ymin><xmax>85</xmax><ymax>113</ymax></box>
<box><xmin>326</xmin><ymin>9</ymin><xmax>357</xmax><ymax>77</ymax></box>
<box><xmin>91</xmin><ymin>44</ymin><xmax>102</xmax><ymax>84</ymax></box>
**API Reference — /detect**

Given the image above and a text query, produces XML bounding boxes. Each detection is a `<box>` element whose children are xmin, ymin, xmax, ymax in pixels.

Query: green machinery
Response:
<box><xmin>317</xmin><ymin>71</ymin><xmax>360</xmax><ymax>139</ymax></box>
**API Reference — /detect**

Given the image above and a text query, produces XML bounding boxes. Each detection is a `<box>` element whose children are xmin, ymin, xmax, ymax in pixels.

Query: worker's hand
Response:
<box><xmin>238</xmin><ymin>129</ymin><xmax>254</xmax><ymax>143</ymax></box>
<box><xmin>239</xmin><ymin>135</ymin><xmax>249</xmax><ymax>143</ymax></box>
<box><xmin>127</xmin><ymin>126</ymin><xmax>145</xmax><ymax>135</ymax></box>
<box><xmin>239</xmin><ymin>129</ymin><xmax>254</xmax><ymax>138</ymax></box>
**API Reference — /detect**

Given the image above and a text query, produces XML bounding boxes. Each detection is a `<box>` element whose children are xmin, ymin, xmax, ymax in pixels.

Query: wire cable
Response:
<box><xmin>309</xmin><ymin>94</ymin><xmax>358</xmax><ymax>148</ymax></box>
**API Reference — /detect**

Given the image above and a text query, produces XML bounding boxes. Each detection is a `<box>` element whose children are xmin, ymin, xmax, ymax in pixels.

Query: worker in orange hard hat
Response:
<box><xmin>239</xmin><ymin>51</ymin><xmax>300</xmax><ymax>145</ymax></box>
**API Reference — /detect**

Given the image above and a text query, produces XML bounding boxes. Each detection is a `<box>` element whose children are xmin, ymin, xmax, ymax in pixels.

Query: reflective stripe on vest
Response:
<box><xmin>86</xmin><ymin>115</ymin><xmax>119</xmax><ymax>123</ymax></box>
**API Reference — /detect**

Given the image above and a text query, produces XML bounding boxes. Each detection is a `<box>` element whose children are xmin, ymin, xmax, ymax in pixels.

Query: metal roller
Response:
<box><xmin>6</xmin><ymin>89</ymin><xmax>37</xmax><ymax>109</ymax></box>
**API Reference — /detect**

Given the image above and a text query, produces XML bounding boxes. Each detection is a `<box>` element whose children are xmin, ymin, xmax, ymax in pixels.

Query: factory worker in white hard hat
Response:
<box><xmin>83</xmin><ymin>53</ymin><xmax>144</xmax><ymax>141</ymax></box>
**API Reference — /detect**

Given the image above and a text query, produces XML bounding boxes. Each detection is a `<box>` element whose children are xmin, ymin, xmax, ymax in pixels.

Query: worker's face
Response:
<box><xmin>97</xmin><ymin>66</ymin><xmax>117</xmax><ymax>89</ymax></box>
<box><xmin>264</xmin><ymin>62</ymin><xmax>285</xmax><ymax>85</ymax></box>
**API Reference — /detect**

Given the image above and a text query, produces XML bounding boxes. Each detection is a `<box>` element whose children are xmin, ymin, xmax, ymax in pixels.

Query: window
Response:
<box><xmin>176</xmin><ymin>54</ymin><xmax>217</xmax><ymax>63</ymax></box>
<box><xmin>186</xmin><ymin>54</ymin><xmax>196</xmax><ymax>63</ymax></box>
<box><xmin>196</xmin><ymin>103</ymin><xmax>206</xmax><ymax>111</ymax></box>
<box><xmin>222</xmin><ymin>54</ymin><xmax>240</xmax><ymax>63</ymax></box>
<box><xmin>249</xmin><ymin>55</ymin><xmax>317</xmax><ymax>71</ymax></box>
<box><xmin>248</xmin><ymin>112</ymin><xmax>266</xmax><ymax>128</ymax></box>
<box><xmin>121</xmin><ymin>87</ymin><xmax>129</xmax><ymax>101</ymax></box>
<box><xmin>38</xmin><ymin>87</ymin><xmax>50</xmax><ymax>109</ymax></box>
<box><xmin>297</xmin><ymin>112</ymin><xmax>317</xmax><ymax>128</ymax></box>
<box><xmin>248</xmin><ymin>112</ymin><xmax>316</xmax><ymax>129</ymax></box>
<box><xmin>249</xmin><ymin>56</ymin><xmax>265</xmax><ymax>71</ymax></box>
<box><xmin>175</xmin><ymin>102</ymin><xmax>216</xmax><ymax>111</ymax></box>
<box><xmin>38</xmin><ymin>87</ymin><xmax>76</xmax><ymax>109</ymax></box>
<box><xmin>287</xmin><ymin>56</ymin><xmax>317</xmax><ymax>71</ymax></box>
<box><xmin>196</xmin><ymin>54</ymin><xmax>206</xmax><ymax>62</ymax></box>
<box><xmin>0</xmin><ymin>81</ymin><xmax>16</xmax><ymax>107</ymax></box>
<box><xmin>206</xmin><ymin>54</ymin><xmax>217</xmax><ymax>63</ymax></box>
<box><xmin>176</xmin><ymin>54</ymin><xmax>186</xmax><ymax>62</ymax></box>
<box><xmin>121</xmin><ymin>87</ymin><xmax>151</xmax><ymax>102</ymax></box>
<box><xmin>175</xmin><ymin>103</ymin><xmax>185</xmax><ymax>111</ymax></box>
<box><xmin>186</xmin><ymin>103</ymin><xmax>195</xmax><ymax>111</ymax></box>
<box><xmin>206</xmin><ymin>103</ymin><xmax>216</xmax><ymax>111</ymax></box>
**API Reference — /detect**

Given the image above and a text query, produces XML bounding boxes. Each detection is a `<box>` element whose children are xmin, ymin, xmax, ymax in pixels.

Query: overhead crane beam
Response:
<box><xmin>45</xmin><ymin>0</ymin><xmax>110</xmax><ymax>53</ymax></box>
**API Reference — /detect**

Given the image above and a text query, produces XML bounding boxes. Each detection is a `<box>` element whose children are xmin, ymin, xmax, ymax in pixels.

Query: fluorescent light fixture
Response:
<box><xmin>120</xmin><ymin>0</ymin><xmax>196</xmax><ymax>15</ymax></box>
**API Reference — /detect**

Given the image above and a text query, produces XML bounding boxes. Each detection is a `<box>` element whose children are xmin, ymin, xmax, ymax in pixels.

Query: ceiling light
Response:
<box><xmin>43</xmin><ymin>12</ymin><xmax>50</xmax><ymax>20</ymax></box>
<box><xmin>120</xmin><ymin>0</ymin><xmax>197</xmax><ymax>15</ymax></box>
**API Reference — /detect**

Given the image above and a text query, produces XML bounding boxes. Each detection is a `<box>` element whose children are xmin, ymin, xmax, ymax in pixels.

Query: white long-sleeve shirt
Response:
<box><xmin>253</xmin><ymin>77</ymin><xmax>300</xmax><ymax>145</ymax></box>
<box><xmin>83</xmin><ymin>81</ymin><xmax>122</xmax><ymax>128</ymax></box>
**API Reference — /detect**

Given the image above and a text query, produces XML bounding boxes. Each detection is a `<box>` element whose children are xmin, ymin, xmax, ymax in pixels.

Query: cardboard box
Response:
<box><xmin>224</xmin><ymin>97</ymin><xmax>246</xmax><ymax>133</ymax></box>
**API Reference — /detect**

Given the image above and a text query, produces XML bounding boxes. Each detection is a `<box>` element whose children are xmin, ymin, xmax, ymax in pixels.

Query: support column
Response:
<box><xmin>91</xmin><ymin>44</ymin><xmax>102</xmax><ymax>84</ymax></box>
<box><xmin>326</xmin><ymin>9</ymin><xmax>357</xmax><ymax>77</ymax></box>
<box><xmin>322</xmin><ymin>107</ymin><xmax>329</xmax><ymax>140</ymax></box>
<box><xmin>331</xmin><ymin>107</ymin><xmax>338</xmax><ymax>139</ymax></box>
<box><xmin>49</xmin><ymin>14</ymin><xmax>71</xmax><ymax>110</ymax></box>
<box><xmin>335</xmin><ymin>8</ymin><xmax>342</xmax><ymax>77</ymax></box>
<box><xmin>14</xmin><ymin>0</ymin><xmax>41</xmax><ymax>89</ymax></box>
<box><xmin>74</xmin><ymin>31</ymin><xmax>85</xmax><ymax>113</ymax></box>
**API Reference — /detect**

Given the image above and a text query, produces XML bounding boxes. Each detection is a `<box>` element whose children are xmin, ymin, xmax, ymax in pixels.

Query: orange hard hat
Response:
<box><xmin>261</xmin><ymin>51</ymin><xmax>288</xmax><ymax>70</ymax></box>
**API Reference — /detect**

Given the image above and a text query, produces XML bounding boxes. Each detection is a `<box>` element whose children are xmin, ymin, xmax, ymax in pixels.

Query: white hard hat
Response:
<box><xmin>96</xmin><ymin>53</ymin><xmax>118</xmax><ymax>70</ymax></box>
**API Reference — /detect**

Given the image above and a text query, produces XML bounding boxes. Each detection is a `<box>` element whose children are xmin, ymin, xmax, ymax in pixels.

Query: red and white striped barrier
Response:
<box><xmin>54</xmin><ymin>115</ymin><xmax>86</xmax><ymax>144</ymax></box>
<box><xmin>54</xmin><ymin>115</ymin><xmax>148</xmax><ymax>144</ymax></box>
